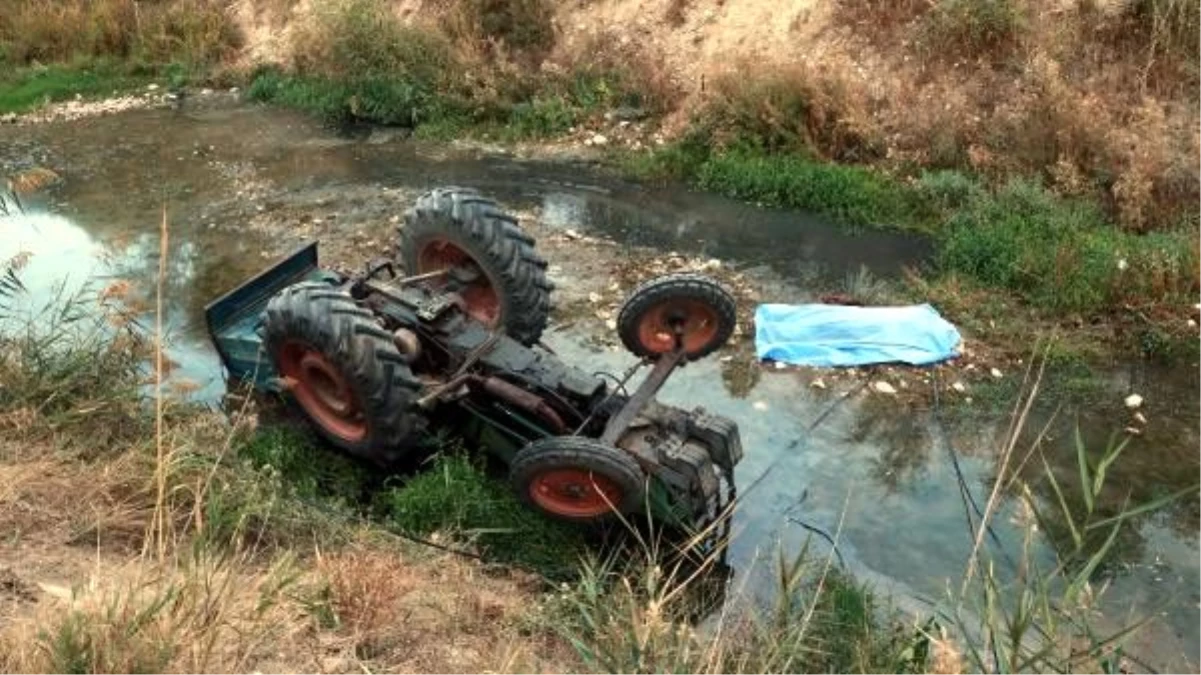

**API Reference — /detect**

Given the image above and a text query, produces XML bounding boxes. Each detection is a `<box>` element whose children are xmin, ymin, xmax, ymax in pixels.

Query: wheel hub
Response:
<box><xmin>530</xmin><ymin>468</ymin><xmax>623</xmax><ymax>519</ymax></box>
<box><xmin>416</xmin><ymin>237</ymin><xmax>501</xmax><ymax>327</ymax></box>
<box><xmin>277</xmin><ymin>340</ymin><xmax>366</xmax><ymax>442</ymax></box>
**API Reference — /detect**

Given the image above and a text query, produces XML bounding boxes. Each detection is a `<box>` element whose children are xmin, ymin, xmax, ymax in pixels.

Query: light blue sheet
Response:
<box><xmin>754</xmin><ymin>303</ymin><xmax>962</xmax><ymax>367</ymax></box>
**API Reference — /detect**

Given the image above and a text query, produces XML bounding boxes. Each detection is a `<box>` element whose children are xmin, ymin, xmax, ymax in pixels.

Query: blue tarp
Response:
<box><xmin>754</xmin><ymin>303</ymin><xmax>962</xmax><ymax>367</ymax></box>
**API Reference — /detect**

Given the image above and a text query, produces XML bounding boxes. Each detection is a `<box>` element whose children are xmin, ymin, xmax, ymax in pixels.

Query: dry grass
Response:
<box><xmin>703</xmin><ymin>57</ymin><xmax>883</xmax><ymax>162</ymax></box>
<box><xmin>814</xmin><ymin>0</ymin><xmax>1200</xmax><ymax>230</ymax></box>
<box><xmin>0</xmin><ymin>0</ymin><xmax>243</xmax><ymax>67</ymax></box>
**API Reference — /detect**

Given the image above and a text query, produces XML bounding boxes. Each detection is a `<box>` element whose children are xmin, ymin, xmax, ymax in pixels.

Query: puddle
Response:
<box><xmin>1</xmin><ymin>101</ymin><xmax>1196</xmax><ymax>671</ymax></box>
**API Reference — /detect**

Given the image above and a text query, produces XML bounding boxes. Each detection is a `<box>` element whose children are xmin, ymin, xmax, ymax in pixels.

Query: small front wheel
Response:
<box><xmin>616</xmin><ymin>273</ymin><xmax>737</xmax><ymax>360</ymax></box>
<box><xmin>510</xmin><ymin>436</ymin><xmax>646</xmax><ymax>524</ymax></box>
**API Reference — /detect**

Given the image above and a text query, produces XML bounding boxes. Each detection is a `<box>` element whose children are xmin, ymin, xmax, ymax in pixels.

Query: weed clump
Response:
<box><xmin>939</xmin><ymin>179</ymin><xmax>1199</xmax><ymax>314</ymax></box>
<box><xmin>443</xmin><ymin>0</ymin><xmax>557</xmax><ymax>63</ymax></box>
<box><xmin>918</xmin><ymin>0</ymin><xmax>1027</xmax><ymax>61</ymax></box>
<box><xmin>704</xmin><ymin>61</ymin><xmax>882</xmax><ymax>162</ymax></box>
<box><xmin>0</xmin><ymin>0</ymin><xmax>241</xmax><ymax>67</ymax></box>
<box><xmin>260</xmin><ymin>0</ymin><xmax>460</xmax><ymax>126</ymax></box>
<box><xmin>375</xmin><ymin>452</ymin><xmax>588</xmax><ymax>574</ymax></box>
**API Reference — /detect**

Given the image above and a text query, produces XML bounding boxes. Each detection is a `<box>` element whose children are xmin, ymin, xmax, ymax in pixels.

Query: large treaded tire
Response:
<box><xmin>263</xmin><ymin>282</ymin><xmax>425</xmax><ymax>466</ymax></box>
<box><xmin>511</xmin><ymin>436</ymin><xmax>646</xmax><ymax>524</ymax></box>
<box><xmin>616</xmin><ymin>273</ymin><xmax>737</xmax><ymax>360</ymax></box>
<box><xmin>399</xmin><ymin>187</ymin><xmax>552</xmax><ymax>346</ymax></box>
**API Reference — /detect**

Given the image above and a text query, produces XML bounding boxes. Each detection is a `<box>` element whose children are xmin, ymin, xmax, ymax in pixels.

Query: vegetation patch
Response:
<box><xmin>374</xmin><ymin>452</ymin><xmax>589</xmax><ymax>575</ymax></box>
<box><xmin>0</xmin><ymin>61</ymin><xmax>158</xmax><ymax>114</ymax></box>
<box><xmin>0</xmin><ymin>0</ymin><xmax>241</xmax><ymax>73</ymax></box>
<box><xmin>917</xmin><ymin>0</ymin><xmax>1028</xmax><ymax>61</ymax></box>
<box><xmin>938</xmin><ymin>178</ymin><xmax>1199</xmax><ymax>315</ymax></box>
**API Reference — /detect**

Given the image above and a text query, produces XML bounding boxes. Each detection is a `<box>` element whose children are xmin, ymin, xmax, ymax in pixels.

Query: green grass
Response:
<box><xmin>940</xmin><ymin>178</ymin><xmax>1199</xmax><ymax>314</ymax></box>
<box><xmin>374</xmin><ymin>452</ymin><xmax>589</xmax><ymax>574</ymax></box>
<box><xmin>0</xmin><ymin>61</ymin><xmax>157</xmax><ymax>114</ymax></box>
<box><xmin>622</xmin><ymin>138</ymin><xmax>936</xmax><ymax>233</ymax></box>
<box><xmin>246</xmin><ymin>69</ymin><xmax>453</xmax><ymax>127</ymax></box>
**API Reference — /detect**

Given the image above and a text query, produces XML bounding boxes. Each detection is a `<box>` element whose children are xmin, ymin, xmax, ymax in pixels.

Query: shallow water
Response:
<box><xmin>2</xmin><ymin>101</ymin><xmax>1196</xmax><ymax>671</ymax></box>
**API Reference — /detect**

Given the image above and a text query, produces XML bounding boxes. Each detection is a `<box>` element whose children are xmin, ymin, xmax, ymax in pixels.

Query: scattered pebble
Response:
<box><xmin>773</xmin><ymin>361</ymin><xmax>787</xmax><ymax>370</ymax></box>
<box><xmin>872</xmin><ymin>381</ymin><xmax>898</xmax><ymax>395</ymax></box>
<box><xmin>990</xmin><ymin>367</ymin><xmax>1003</xmax><ymax>379</ymax></box>
<box><xmin>587</xmin><ymin>292</ymin><xmax>602</xmax><ymax>304</ymax></box>
<box><xmin>1125</xmin><ymin>426</ymin><xmax>1142</xmax><ymax>436</ymax></box>
<box><xmin>563</xmin><ymin>229</ymin><xmax>582</xmax><ymax>240</ymax></box>
<box><xmin>811</xmin><ymin>378</ymin><xmax>827</xmax><ymax>390</ymax></box>
<box><xmin>1124</xmin><ymin>394</ymin><xmax>1144</xmax><ymax>409</ymax></box>
<box><xmin>752</xmin><ymin>401</ymin><xmax>769</xmax><ymax>411</ymax></box>
<box><xmin>1189</xmin><ymin>319</ymin><xmax>1197</xmax><ymax>329</ymax></box>
<box><xmin>589</xmin><ymin>133</ymin><xmax>608</xmax><ymax>146</ymax></box>
<box><xmin>1133</xmin><ymin>411</ymin><xmax>1148</xmax><ymax>425</ymax></box>
<box><xmin>951</xmin><ymin>381</ymin><xmax>967</xmax><ymax>393</ymax></box>
<box><xmin>146</xmin><ymin>83</ymin><xmax>159</xmax><ymax>91</ymax></box>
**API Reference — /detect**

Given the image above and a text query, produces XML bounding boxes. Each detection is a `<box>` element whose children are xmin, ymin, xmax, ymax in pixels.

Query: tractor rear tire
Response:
<box><xmin>263</xmin><ymin>282</ymin><xmax>425</xmax><ymax>466</ymax></box>
<box><xmin>510</xmin><ymin>436</ymin><xmax>646</xmax><ymax>524</ymax></box>
<box><xmin>617</xmin><ymin>273</ymin><xmax>737</xmax><ymax>360</ymax></box>
<box><xmin>399</xmin><ymin>187</ymin><xmax>552</xmax><ymax>346</ymax></box>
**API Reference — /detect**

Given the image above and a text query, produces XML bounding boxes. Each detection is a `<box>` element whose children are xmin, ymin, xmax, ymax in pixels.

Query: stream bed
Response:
<box><xmin>2</xmin><ymin>99</ymin><xmax>1197</xmax><ymax>671</ymax></box>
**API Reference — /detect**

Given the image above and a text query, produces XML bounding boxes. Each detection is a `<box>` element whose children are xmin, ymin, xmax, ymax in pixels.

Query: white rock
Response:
<box><xmin>873</xmin><ymin>381</ymin><xmax>898</xmax><ymax>395</ymax></box>
<box><xmin>752</xmin><ymin>401</ymin><xmax>769</xmax><ymax>411</ymax></box>
<box><xmin>951</xmin><ymin>381</ymin><xmax>967</xmax><ymax>393</ymax></box>
<box><xmin>587</xmin><ymin>292</ymin><xmax>602</xmax><ymax>304</ymax></box>
<box><xmin>1124</xmin><ymin>394</ymin><xmax>1143</xmax><ymax>409</ymax></box>
<box><xmin>1189</xmin><ymin>319</ymin><xmax>1197</xmax><ymax>329</ymax></box>
<box><xmin>147</xmin><ymin>83</ymin><xmax>159</xmax><ymax>91</ymax></box>
<box><xmin>229</xmin><ymin>87</ymin><xmax>240</xmax><ymax>94</ymax></box>
<box><xmin>774</xmin><ymin>361</ymin><xmax>787</xmax><ymax>370</ymax></box>
<box><xmin>810</xmin><ymin>378</ymin><xmax>827</xmax><ymax>389</ymax></box>
<box><xmin>590</xmin><ymin>133</ymin><xmax>608</xmax><ymax>146</ymax></box>
<box><xmin>563</xmin><ymin>229</ymin><xmax>581</xmax><ymax>240</ymax></box>
<box><xmin>990</xmin><ymin>367</ymin><xmax>1003</xmax><ymax>379</ymax></box>
<box><xmin>1133</xmin><ymin>411</ymin><xmax>1148</xmax><ymax>425</ymax></box>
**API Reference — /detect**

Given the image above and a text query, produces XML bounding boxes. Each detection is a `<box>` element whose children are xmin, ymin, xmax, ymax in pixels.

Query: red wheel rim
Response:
<box><xmin>634</xmin><ymin>299</ymin><xmax>721</xmax><ymax>356</ymax></box>
<box><xmin>528</xmin><ymin>468</ymin><xmax>624</xmax><ymax>519</ymax></box>
<box><xmin>415</xmin><ymin>237</ymin><xmax>502</xmax><ymax>327</ymax></box>
<box><xmin>277</xmin><ymin>340</ymin><xmax>366</xmax><ymax>442</ymax></box>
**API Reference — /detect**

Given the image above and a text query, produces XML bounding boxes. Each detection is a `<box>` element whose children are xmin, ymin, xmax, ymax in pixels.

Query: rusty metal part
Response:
<box><xmin>416</xmin><ymin>373</ymin><xmax>471</xmax><ymax>408</ymax></box>
<box><xmin>414</xmin><ymin>331</ymin><xmax>502</xmax><ymax>408</ymax></box>
<box><xmin>599</xmin><ymin>347</ymin><xmax>684</xmax><ymax>446</ymax></box>
<box><xmin>392</xmin><ymin>328</ymin><xmax>422</xmax><ymax>363</ymax></box>
<box><xmin>480</xmin><ymin>376</ymin><xmax>567</xmax><ymax>434</ymax></box>
<box><xmin>572</xmin><ymin>360</ymin><xmax>642</xmax><ymax>435</ymax></box>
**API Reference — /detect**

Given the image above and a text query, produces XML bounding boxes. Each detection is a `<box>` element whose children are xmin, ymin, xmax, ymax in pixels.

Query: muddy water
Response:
<box><xmin>1</xmin><ymin>101</ymin><xmax>1197</xmax><ymax>671</ymax></box>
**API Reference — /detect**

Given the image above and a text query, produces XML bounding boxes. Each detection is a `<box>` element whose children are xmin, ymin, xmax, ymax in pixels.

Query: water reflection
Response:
<box><xmin>0</xmin><ymin>208</ymin><xmax>227</xmax><ymax>401</ymax></box>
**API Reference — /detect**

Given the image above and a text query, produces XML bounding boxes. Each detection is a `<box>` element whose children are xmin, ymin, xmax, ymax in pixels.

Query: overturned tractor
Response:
<box><xmin>205</xmin><ymin>187</ymin><xmax>743</xmax><ymax>530</ymax></box>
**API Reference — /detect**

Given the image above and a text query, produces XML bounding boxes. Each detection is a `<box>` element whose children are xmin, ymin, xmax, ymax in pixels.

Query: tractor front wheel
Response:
<box><xmin>616</xmin><ymin>273</ymin><xmax>737</xmax><ymax>360</ymax></box>
<box><xmin>263</xmin><ymin>282</ymin><xmax>425</xmax><ymax>466</ymax></box>
<box><xmin>510</xmin><ymin>436</ymin><xmax>645</xmax><ymax>524</ymax></box>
